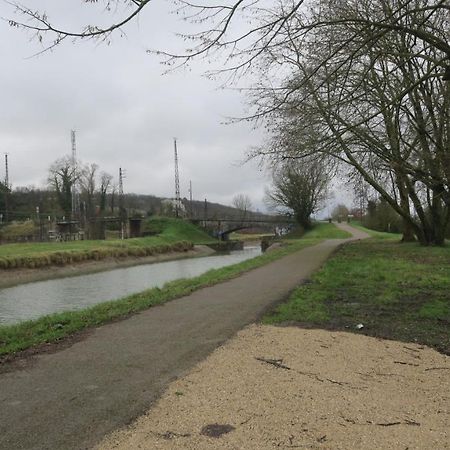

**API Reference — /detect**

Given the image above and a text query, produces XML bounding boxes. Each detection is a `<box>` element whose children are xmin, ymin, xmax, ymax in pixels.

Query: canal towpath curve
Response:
<box><xmin>0</xmin><ymin>223</ymin><xmax>368</xmax><ymax>450</ymax></box>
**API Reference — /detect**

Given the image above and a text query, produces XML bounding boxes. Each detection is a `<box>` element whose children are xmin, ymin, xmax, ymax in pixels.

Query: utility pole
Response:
<box><xmin>173</xmin><ymin>138</ymin><xmax>181</xmax><ymax>218</ymax></box>
<box><xmin>4</xmin><ymin>153</ymin><xmax>9</xmax><ymax>189</ymax></box>
<box><xmin>119</xmin><ymin>167</ymin><xmax>126</xmax><ymax>239</ymax></box>
<box><xmin>188</xmin><ymin>180</ymin><xmax>193</xmax><ymax>218</ymax></box>
<box><xmin>4</xmin><ymin>153</ymin><xmax>9</xmax><ymax>222</ymax></box>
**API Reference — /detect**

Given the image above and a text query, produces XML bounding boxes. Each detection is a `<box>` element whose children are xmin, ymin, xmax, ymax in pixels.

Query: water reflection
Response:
<box><xmin>0</xmin><ymin>247</ymin><xmax>261</xmax><ymax>325</ymax></box>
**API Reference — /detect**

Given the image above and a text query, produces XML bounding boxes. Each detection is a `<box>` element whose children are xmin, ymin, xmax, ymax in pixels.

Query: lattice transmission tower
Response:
<box><xmin>4</xmin><ymin>153</ymin><xmax>9</xmax><ymax>189</ymax></box>
<box><xmin>173</xmin><ymin>138</ymin><xmax>181</xmax><ymax>217</ymax></box>
<box><xmin>3</xmin><ymin>153</ymin><xmax>9</xmax><ymax>222</ymax></box>
<box><xmin>119</xmin><ymin>167</ymin><xmax>127</xmax><ymax>239</ymax></box>
<box><xmin>70</xmin><ymin>130</ymin><xmax>80</xmax><ymax>219</ymax></box>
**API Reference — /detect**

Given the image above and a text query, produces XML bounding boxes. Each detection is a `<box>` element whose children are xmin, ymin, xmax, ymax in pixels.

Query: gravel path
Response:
<box><xmin>0</xmin><ymin>231</ymin><xmax>356</xmax><ymax>450</ymax></box>
<box><xmin>97</xmin><ymin>325</ymin><xmax>450</xmax><ymax>450</ymax></box>
<box><xmin>95</xmin><ymin>224</ymin><xmax>449</xmax><ymax>450</ymax></box>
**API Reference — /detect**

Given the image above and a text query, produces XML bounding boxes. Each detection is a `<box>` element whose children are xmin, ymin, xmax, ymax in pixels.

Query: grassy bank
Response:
<box><xmin>283</xmin><ymin>222</ymin><xmax>353</xmax><ymax>239</ymax></box>
<box><xmin>0</xmin><ymin>236</ymin><xmax>324</xmax><ymax>358</ymax></box>
<box><xmin>0</xmin><ymin>218</ymin><xmax>215</xmax><ymax>270</ymax></box>
<box><xmin>229</xmin><ymin>232</ymin><xmax>274</xmax><ymax>241</ymax></box>
<box><xmin>303</xmin><ymin>222</ymin><xmax>352</xmax><ymax>239</ymax></box>
<box><xmin>264</xmin><ymin>239</ymin><xmax>450</xmax><ymax>354</ymax></box>
<box><xmin>350</xmin><ymin>221</ymin><xmax>401</xmax><ymax>239</ymax></box>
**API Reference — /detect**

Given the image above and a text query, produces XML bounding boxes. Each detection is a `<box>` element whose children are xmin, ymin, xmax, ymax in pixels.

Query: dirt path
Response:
<box><xmin>0</xmin><ymin>234</ymin><xmax>354</xmax><ymax>450</ymax></box>
<box><xmin>95</xmin><ymin>224</ymin><xmax>449</xmax><ymax>450</ymax></box>
<box><xmin>98</xmin><ymin>324</ymin><xmax>450</xmax><ymax>450</ymax></box>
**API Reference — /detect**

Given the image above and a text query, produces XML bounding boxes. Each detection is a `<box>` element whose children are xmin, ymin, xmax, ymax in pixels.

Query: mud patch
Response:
<box><xmin>200</xmin><ymin>424</ymin><xmax>235</xmax><ymax>438</ymax></box>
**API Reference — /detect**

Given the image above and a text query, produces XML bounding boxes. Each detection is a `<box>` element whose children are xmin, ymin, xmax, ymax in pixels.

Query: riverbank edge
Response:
<box><xmin>0</xmin><ymin>238</ymin><xmax>322</xmax><ymax>363</ymax></box>
<box><xmin>0</xmin><ymin>245</ymin><xmax>217</xmax><ymax>289</ymax></box>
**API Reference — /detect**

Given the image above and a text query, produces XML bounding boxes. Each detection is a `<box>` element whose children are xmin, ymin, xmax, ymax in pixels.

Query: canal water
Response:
<box><xmin>0</xmin><ymin>246</ymin><xmax>261</xmax><ymax>325</ymax></box>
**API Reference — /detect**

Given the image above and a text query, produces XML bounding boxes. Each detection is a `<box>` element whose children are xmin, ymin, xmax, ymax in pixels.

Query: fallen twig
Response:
<box><xmin>405</xmin><ymin>419</ymin><xmax>421</xmax><ymax>426</ymax></box>
<box><xmin>393</xmin><ymin>361</ymin><xmax>419</xmax><ymax>367</ymax></box>
<box><xmin>151</xmin><ymin>430</ymin><xmax>191</xmax><ymax>440</ymax></box>
<box><xmin>325</xmin><ymin>378</ymin><xmax>348</xmax><ymax>386</ymax></box>
<box><xmin>339</xmin><ymin>414</ymin><xmax>420</xmax><ymax>428</ymax></box>
<box><xmin>424</xmin><ymin>367</ymin><xmax>450</xmax><ymax>372</ymax></box>
<box><xmin>255</xmin><ymin>357</ymin><xmax>291</xmax><ymax>370</ymax></box>
<box><xmin>403</xmin><ymin>346</ymin><xmax>420</xmax><ymax>352</ymax></box>
<box><xmin>376</xmin><ymin>420</ymin><xmax>420</xmax><ymax>427</ymax></box>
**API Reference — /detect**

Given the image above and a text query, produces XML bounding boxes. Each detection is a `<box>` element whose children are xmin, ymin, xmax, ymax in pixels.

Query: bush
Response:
<box><xmin>0</xmin><ymin>220</ymin><xmax>37</xmax><ymax>242</ymax></box>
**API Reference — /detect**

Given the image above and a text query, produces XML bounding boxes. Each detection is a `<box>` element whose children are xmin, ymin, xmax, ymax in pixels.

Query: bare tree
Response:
<box><xmin>8</xmin><ymin>0</ymin><xmax>449</xmax><ymax>242</ymax></box>
<box><xmin>99</xmin><ymin>172</ymin><xmax>113</xmax><ymax>214</ymax></box>
<box><xmin>109</xmin><ymin>182</ymin><xmax>118</xmax><ymax>215</ymax></box>
<box><xmin>331</xmin><ymin>204</ymin><xmax>350</xmax><ymax>222</ymax></box>
<box><xmin>79</xmin><ymin>163</ymin><xmax>98</xmax><ymax>221</ymax></box>
<box><xmin>48</xmin><ymin>156</ymin><xmax>79</xmax><ymax>218</ymax></box>
<box><xmin>6</xmin><ymin>0</ymin><xmax>449</xmax><ymax>80</ymax></box>
<box><xmin>232</xmin><ymin>193</ymin><xmax>252</xmax><ymax>222</ymax></box>
<box><xmin>249</xmin><ymin>0</ymin><xmax>449</xmax><ymax>244</ymax></box>
<box><xmin>267</xmin><ymin>159</ymin><xmax>329</xmax><ymax>230</ymax></box>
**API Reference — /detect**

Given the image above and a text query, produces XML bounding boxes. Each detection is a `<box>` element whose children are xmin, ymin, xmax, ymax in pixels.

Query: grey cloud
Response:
<box><xmin>0</xmin><ymin>1</ymin><xmax>270</xmax><ymax>210</ymax></box>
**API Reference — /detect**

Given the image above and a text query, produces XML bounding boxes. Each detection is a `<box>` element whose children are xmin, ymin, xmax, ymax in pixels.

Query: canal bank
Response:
<box><xmin>0</xmin><ymin>245</ymin><xmax>216</xmax><ymax>289</ymax></box>
<box><xmin>0</xmin><ymin>246</ymin><xmax>261</xmax><ymax>325</ymax></box>
<box><xmin>0</xmin><ymin>237</ymin><xmax>345</xmax><ymax>450</ymax></box>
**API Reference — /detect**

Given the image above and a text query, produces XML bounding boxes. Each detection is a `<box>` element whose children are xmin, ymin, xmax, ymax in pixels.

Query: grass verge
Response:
<box><xmin>282</xmin><ymin>221</ymin><xmax>353</xmax><ymax>240</ymax></box>
<box><xmin>0</xmin><ymin>237</ymin><xmax>322</xmax><ymax>358</ymax></box>
<box><xmin>303</xmin><ymin>222</ymin><xmax>352</xmax><ymax>239</ymax></box>
<box><xmin>0</xmin><ymin>218</ymin><xmax>215</xmax><ymax>270</ymax></box>
<box><xmin>264</xmin><ymin>239</ymin><xmax>450</xmax><ymax>355</ymax></box>
<box><xmin>350</xmin><ymin>221</ymin><xmax>401</xmax><ymax>239</ymax></box>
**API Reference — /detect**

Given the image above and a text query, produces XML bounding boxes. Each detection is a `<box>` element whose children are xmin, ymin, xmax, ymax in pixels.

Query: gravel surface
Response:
<box><xmin>98</xmin><ymin>324</ymin><xmax>450</xmax><ymax>450</ymax></box>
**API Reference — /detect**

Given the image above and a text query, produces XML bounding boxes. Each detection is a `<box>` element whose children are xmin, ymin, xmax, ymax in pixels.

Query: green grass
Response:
<box><xmin>264</xmin><ymin>239</ymin><xmax>450</xmax><ymax>354</ymax></box>
<box><xmin>229</xmin><ymin>232</ymin><xmax>275</xmax><ymax>241</ymax></box>
<box><xmin>144</xmin><ymin>217</ymin><xmax>216</xmax><ymax>244</ymax></box>
<box><xmin>303</xmin><ymin>222</ymin><xmax>352</xmax><ymax>239</ymax></box>
<box><xmin>350</xmin><ymin>221</ymin><xmax>402</xmax><ymax>239</ymax></box>
<box><xmin>0</xmin><ymin>237</ymin><xmax>323</xmax><ymax>358</ymax></box>
<box><xmin>284</xmin><ymin>222</ymin><xmax>352</xmax><ymax>239</ymax></box>
<box><xmin>0</xmin><ymin>218</ymin><xmax>215</xmax><ymax>269</ymax></box>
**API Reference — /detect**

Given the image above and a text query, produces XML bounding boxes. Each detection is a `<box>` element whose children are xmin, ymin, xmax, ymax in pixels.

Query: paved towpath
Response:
<box><xmin>0</xmin><ymin>224</ymin><xmax>367</xmax><ymax>450</ymax></box>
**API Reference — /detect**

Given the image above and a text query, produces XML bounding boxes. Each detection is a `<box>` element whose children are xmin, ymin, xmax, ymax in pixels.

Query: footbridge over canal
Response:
<box><xmin>191</xmin><ymin>215</ymin><xmax>297</xmax><ymax>240</ymax></box>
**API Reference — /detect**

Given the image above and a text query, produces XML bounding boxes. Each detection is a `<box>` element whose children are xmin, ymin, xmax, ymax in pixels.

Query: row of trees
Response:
<box><xmin>250</xmin><ymin>0</ymin><xmax>449</xmax><ymax>244</ymax></box>
<box><xmin>7</xmin><ymin>0</ymin><xmax>450</xmax><ymax>243</ymax></box>
<box><xmin>3</xmin><ymin>161</ymin><xmax>259</xmax><ymax>226</ymax></box>
<box><xmin>48</xmin><ymin>155</ymin><xmax>115</xmax><ymax>222</ymax></box>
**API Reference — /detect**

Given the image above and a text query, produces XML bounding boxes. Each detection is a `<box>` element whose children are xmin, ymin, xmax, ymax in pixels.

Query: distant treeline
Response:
<box><xmin>0</xmin><ymin>185</ymin><xmax>262</xmax><ymax>222</ymax></box>
<box><xmin>361</xmin><ymin>198</ymin><xmax>450</xmax><ymax>238</ymax></box>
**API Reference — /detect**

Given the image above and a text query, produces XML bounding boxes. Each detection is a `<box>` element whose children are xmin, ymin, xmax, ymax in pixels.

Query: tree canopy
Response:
<box><xmin>7</xmin><ymin>0</ymin><xmax>450</xmax><ymax>243</ymax></box>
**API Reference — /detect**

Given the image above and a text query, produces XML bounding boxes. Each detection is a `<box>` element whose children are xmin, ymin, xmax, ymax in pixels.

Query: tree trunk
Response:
<box><xmin>401</xmin><ymin>219</ymin><xmax>416</xmax><ymax>242</ymax></box>
<box><xmin>396</xmin><ymin>176</ymin><xmax>416</xmax><ymax>243</ymax></box>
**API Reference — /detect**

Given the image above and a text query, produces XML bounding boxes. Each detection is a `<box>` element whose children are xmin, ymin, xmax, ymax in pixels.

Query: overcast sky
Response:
<box><xmin>0</xmin><ymin>1</ymin><xmax>351</xmax><ymax>214</ymax></box>
<box><xmin>0</xmin><ymin>1</ymin><xmax>275</xmax><ymax>211</ymax></box>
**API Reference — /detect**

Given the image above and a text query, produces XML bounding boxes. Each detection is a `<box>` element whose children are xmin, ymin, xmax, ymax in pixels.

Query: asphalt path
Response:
<box><xmin>0</xmin><ymin>223</ymin><xmax>367</xmax><ymax>450</ymax></box>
